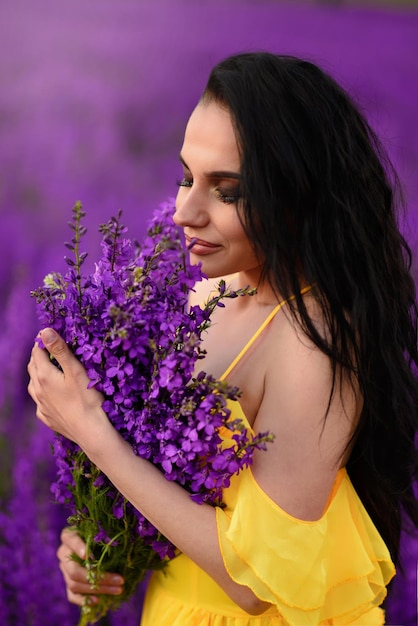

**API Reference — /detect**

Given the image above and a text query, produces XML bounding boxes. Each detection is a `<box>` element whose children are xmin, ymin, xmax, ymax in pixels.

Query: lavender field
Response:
<box><xmin>0</xmin><ymin>1</ymin><xmax>417</xmax><ymax>624</ymax></box>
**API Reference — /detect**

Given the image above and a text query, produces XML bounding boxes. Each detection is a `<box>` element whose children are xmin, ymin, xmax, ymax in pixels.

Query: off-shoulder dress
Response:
<box><xmin>140</xmin><ymin>297</ymin><xmax>395</xmax><ymax>626</ymax></box>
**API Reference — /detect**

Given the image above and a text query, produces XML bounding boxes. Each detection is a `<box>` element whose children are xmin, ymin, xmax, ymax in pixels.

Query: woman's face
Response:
<box><xmin>174</xmin><ymin>100</ymin><xmax>261</xmax><ymax>280</ymax></box>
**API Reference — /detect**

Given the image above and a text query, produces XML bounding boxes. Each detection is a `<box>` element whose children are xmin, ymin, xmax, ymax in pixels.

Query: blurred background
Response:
<box><xmin>0</xmin><ymin>1</ymin><xmax>417</xmax><ymax>624</ymax></box>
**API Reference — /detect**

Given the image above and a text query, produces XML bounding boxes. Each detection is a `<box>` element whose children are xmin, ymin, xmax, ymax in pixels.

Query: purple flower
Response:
<box><xmin>31</xmin><ymin>199</ymin><xmax>273</xmax><ymax>622</ymax></box>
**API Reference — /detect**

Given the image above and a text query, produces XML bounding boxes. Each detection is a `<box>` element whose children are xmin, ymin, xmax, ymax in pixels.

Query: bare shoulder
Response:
<box><xmin>261</xmin><ymin>295</ymin><xmax>337</xmax><ymax>421</ymax></box>
<box><xmin>251</xmin><ymin>293</ymin><xmax>360</xmax><ymax>520</ymax></box>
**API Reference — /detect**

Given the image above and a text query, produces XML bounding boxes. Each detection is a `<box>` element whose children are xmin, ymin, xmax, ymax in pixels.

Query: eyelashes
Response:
<box><xmin>176</xmin><ymin>178</ymin><xmax>240</xmax><ymax>205</ymax></box>
<box><xmin>176</xmin><ymin>178</ymin><xmax>192</xmax><ymax>189</ymax></box>
<box><xmin>214</xmin><ymin>189</ymin><xmax>240</xmax><ymax>205</ymax></box>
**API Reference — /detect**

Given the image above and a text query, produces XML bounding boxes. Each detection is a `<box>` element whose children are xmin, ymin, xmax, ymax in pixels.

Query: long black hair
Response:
<box><xmin>202</xmin><ymin>51</ymin><xmax>418</xmax><ymax>564</ymax></box>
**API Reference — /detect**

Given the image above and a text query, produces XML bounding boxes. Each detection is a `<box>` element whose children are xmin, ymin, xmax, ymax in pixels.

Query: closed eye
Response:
<box><xmin>176</xmin><ymin>178</ymin><xmax>193</xmax><ymax>188</ymax></box>
<box><xmin>215</xmin><ymin>188</ymin><xmax>240</xmax><ymax>205</ymax></box>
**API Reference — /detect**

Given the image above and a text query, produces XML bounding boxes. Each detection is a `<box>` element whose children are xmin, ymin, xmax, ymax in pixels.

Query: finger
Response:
<box><xmin>66</xmin><ymin>589</ymin><xmax>95</xmax><ymax>607</ymax></box>
<box><xmin>94</xmin><ymin>572</ymin><xmax>125</xmax><ymax>589</ymax></box>
<box><xmin>28</xmin><ymin>338</ymin><xmax>63</xmax><ymax>387</ymax></box>
<box><xmin>27</xmin><ymin>378</ymin><xmax>36</xmax><ymax>403</ymax></box>
<box><xmin>57</xmin><ymin>533</ymin><xmax>125</xmax><ymax>592</ymax></box>
<box><xmin>40</xmin><ymin>328</ymin><xmax>78</xmax><ymax>373</ymax></box>
<box><xmin>27</xmin><ymin>349</ymin><xmax>39</xmax><ymax>379</ymax></box>
<box><xmin>60</xmin><ymin>528</ymin><xmax>87</xmax><ymax>559</ymax></box>
<box><xmin>29</xmin><ymin>336</ymin><xmax>50</xmax><ymax>365</ymax></box>
<box><xmin>59</xmin><ymin>560</ymin><xmax>124</xmax><ymax>596</ymax></box>
<box><xmin>57</xmin><ymin>545</ymin><xmax>87</xmax><ymax>573</ymax></box>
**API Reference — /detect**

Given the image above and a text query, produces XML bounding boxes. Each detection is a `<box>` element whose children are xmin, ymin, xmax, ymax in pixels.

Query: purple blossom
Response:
<box><xmin>0</xmin><ymin>4</ymin><xmax>415</xmax><ymax>624</ymax></box>
<box><xmin>31</xmin><ymin>199</ymin><xmax>272</xmax><ymax>623</ymax></box>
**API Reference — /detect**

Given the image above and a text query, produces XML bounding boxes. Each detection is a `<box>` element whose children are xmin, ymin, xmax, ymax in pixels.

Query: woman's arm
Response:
<box><xmin>27</xmin><ymin>328</ymin><xmax>271</xmax><ymax>615</ymax></box>
<box><xmin>28</xmin><ymin>316</ymin><xmax>358</xmax><ymax>612</ymax></box>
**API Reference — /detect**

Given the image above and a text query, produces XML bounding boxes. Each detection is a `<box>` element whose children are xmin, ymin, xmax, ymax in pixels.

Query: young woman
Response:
<box><xmin>27</xmin><ymin>52</ymin><xmax>418</xmax><ymax>625</ymax></box>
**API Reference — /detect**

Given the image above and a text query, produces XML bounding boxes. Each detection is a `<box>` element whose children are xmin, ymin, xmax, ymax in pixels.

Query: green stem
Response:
<box><xmin>72</xmin><ymin>201</ymin><xmax>85</xmax><ymax>311</ymax></box>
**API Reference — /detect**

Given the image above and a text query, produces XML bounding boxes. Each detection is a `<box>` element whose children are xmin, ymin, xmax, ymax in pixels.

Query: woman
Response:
<box><xmin>28</xmin><ymin>52</ymin><xmax>418</xmax><ymax>625</ymax></box>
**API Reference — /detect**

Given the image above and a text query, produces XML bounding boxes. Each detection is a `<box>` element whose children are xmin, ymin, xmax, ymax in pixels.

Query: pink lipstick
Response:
<box><xmin>185</xmin><ymin>236</ymin><xmax>221</xmax><ymax>255</ymax></box>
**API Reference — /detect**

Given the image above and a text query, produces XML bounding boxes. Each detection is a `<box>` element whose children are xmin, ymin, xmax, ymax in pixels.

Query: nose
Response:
<box><xmin>174</xmin><ymin>186</ymin><xmax>210</xmax><ymax>229</ymax></box>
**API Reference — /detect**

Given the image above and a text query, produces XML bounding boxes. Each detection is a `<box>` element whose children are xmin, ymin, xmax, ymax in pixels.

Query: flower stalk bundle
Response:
<box><xmin>31</xmin><ymin>200</ymin><xmax>273</xmax><ymax>625</ymax></box>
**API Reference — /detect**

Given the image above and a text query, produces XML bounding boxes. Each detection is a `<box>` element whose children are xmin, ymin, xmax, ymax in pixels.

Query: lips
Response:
<box><xmin>185</xmin><ymin>235</ymin><xmax>221</xmax><ymax>255</ymax></box>
<box><xmin>185</xmin><ymin>235</ymin><xmax>220</xmax><ymax>252</ymax></box>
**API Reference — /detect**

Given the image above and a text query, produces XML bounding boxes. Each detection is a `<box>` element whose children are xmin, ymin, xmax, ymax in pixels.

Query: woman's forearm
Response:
<box><xmin>83</xmin><ymin>419</ymin><xmax>270</xmax><ymax>615</ymax></box>
<box><xmin>27</xmin><ymin>330</ymin><xmax>268</xmax><ymax>612</ymax></box>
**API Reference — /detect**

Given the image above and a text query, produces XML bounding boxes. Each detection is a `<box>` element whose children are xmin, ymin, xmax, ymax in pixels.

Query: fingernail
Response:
<box><xmin>111</xmin><ymin>575</ymin><xmax>124</xmax><ymax>584</ymax></box>
<box><xmin>85</xmin><ymin>596</ymin><xmax>98</xmax><ymax>605</ymax></box>
<box><xmin>41</xmin><ymin>328</ymin><xmax>57</xmax><ymax>345</ymax></box>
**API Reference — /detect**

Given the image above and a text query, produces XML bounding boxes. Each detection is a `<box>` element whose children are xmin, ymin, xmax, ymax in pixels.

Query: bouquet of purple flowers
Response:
<box><xmin>31</xmin><ymin>200</ymin><xmax>273</xmax><ymax>625</ymax></box>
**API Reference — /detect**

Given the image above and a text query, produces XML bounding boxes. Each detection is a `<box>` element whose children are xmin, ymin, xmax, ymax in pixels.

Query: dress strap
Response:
<box><xmin>219</xmin><ymin>285</ymin><xmax>312</xmax><ymax>381</ymax></box>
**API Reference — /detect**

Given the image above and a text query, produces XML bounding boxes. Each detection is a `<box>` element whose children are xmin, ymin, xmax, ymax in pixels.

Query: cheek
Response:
<box><xmin>232</xmin><ymin>225</ymin><xmax>259</xmax><ymax>262</ymax></box>
<box><xmin>227</xmin><ymin>214</ymin><xmax>251</xmax><ymax>247</ymax></box>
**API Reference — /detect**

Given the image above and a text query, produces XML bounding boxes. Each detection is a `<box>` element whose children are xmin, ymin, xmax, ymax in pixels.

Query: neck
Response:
<box><xmin>235</xmin><ymin>270</ymin><xmax>279</xmax><ymax>308</ymax></box>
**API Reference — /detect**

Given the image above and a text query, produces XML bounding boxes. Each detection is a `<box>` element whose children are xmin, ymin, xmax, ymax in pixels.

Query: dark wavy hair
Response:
<box><xmin>202</xmin><ymin>52</ymin><xmax>418</xmax><ymax>564</ymax></box>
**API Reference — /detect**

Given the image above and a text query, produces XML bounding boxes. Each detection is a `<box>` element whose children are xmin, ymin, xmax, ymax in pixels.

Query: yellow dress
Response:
<box><xmin>140</xmin><ymin>297</ymin><xmax>395</xmax><ymax>626</ymax></box>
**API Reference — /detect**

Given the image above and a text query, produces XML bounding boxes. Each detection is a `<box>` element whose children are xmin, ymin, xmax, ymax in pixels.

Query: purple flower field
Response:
<box><xmin>0</xmin><ymin>1</ymin><xmax>417</xmax><ymax>624</ymax></box>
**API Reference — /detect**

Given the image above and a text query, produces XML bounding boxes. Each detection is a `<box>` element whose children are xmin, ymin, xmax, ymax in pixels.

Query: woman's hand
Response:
<box><xmin>27</xmin><ymin>328</ymin><xmax>108</xmax><ymax>447</ymax></box>
<box><xmin>57</xmin><ymin>529</ymin><xmax>124</xmax><ymax>606</ymax></box>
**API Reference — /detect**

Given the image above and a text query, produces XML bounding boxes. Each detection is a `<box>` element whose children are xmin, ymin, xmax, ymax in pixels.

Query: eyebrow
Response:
<box><xmin>179</xmin><ymin>154</ymin><xmax>241</xmax><ymax>180</ymax></box>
